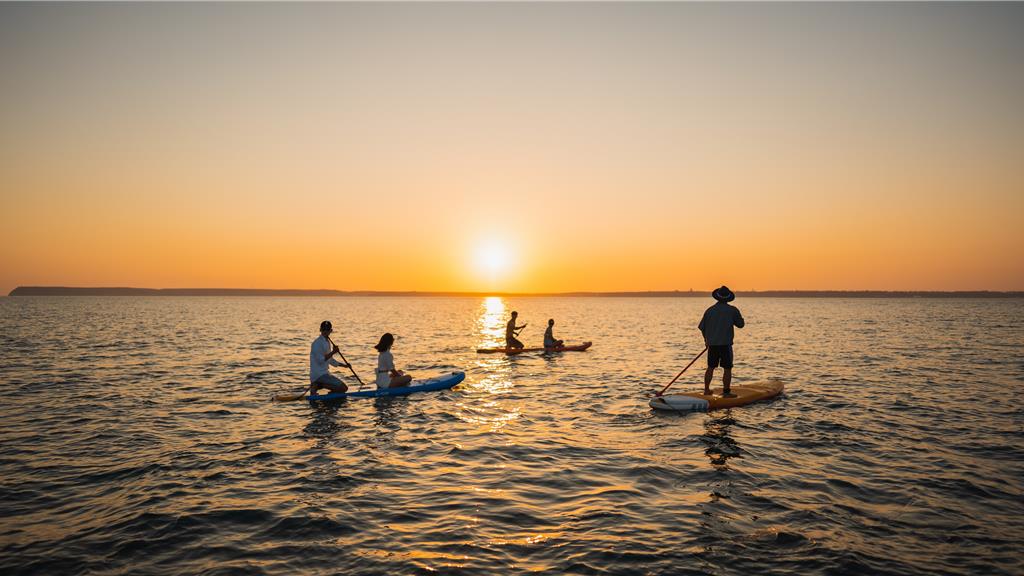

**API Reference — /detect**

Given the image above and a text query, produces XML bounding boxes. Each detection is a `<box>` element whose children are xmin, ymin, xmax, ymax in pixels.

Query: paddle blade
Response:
<box><xmin>273</xmin><ymin>392</ymin><xmax>306</xmax><ymax>402</ymax></box>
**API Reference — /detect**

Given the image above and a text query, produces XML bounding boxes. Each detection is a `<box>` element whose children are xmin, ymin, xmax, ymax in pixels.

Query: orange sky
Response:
<box><xmin>2</xmin><ymin>3</ymin><xmax>1022</xmax><ymax>294</ymax></box>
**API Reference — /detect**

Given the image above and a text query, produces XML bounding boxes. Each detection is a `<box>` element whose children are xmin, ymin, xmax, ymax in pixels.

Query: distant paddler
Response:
<box><xmin>506</xmin><ymin>311</ymin><xmax>527</xmax><ymax>349</ymax></box>
<box><xmin>543</xmin><ymin>318</ymin><xmax>564</xmax><ymax>348</ymax></box>
<box><xmin>309</xmin><ymin>320</ymin><xmax>351</xmax><ymax>396</ymax></box>
<box><xmin>698</xmin><ymin>286</ymin><xmax>745</xmax><ymax>398</ymax></box>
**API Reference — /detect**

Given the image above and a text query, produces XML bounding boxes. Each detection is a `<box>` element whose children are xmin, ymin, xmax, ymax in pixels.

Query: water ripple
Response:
<box><xmin>1</xmin><ymin>296</ymin><xmax>1022</xmax><ymax>575</ymax></box>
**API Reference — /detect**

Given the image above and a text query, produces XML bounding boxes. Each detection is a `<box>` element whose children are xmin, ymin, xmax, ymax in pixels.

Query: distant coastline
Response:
<box><xmin>8</xmin><ymin>286</ymin><xmax>1023</xmax><ymax>298</ymax></box>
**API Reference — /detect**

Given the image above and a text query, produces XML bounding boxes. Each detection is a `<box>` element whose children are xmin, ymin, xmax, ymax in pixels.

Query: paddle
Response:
<box><xmin>329</xmin><ymin>335</ymin><xmax>367</xmax><ymax>391</ymax></box>
<box><xmin>655</xmin><ymin>346</ymin><xmax>708</xmax><ymax>397</ymax></box>
<box><xmin>273</xmin><ymin>388</ymin><xmax>308</xmax><ymax>402</ymax></box>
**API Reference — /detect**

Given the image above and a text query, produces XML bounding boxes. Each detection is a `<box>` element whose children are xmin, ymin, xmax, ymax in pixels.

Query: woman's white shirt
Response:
<box><xmin>376</xmin><ymin>350</ymin><xmax>395</xmax><ymax>389</ymax></box>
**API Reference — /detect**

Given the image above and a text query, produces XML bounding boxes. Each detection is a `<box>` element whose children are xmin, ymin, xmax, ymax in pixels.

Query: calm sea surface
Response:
<box><xmin>1</xmin><ymin>296</ymin><xmax>1022</xmax><ymax>575</ymax></box>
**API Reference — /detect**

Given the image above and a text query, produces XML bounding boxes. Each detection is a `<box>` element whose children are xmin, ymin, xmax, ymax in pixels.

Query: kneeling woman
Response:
<box><xmin>374</xmin><ymin>333</ymin><xmax>413</xmax><ymax>389</ymax></box>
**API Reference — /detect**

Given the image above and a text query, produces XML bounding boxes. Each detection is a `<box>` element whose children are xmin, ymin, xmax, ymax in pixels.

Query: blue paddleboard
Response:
<box><xmin>308</xmin><ymin>371</ymin><xmax>465</xmax><ymax>402</ymax></box>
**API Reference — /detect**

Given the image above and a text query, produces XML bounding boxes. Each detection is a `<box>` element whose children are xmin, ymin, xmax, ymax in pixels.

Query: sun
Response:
<box><xmin>475</xmin><ymin>240</ymin><xmax>511</xmax><ymax>278</ymax></box>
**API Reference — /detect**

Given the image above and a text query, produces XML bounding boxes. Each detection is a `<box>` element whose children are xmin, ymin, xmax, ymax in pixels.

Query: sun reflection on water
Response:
<box><xmin>450</xmin><ymin>297</ymin><xmax>522</xmax><ymax>433</ymax></box>
<box><xmin>456</xmin><ymin>401</ymin><xmax>522</xmax><ymax>433</ymax></box>
<box><xmin>477</xmin><ymin>296</ymin><xmax>506</xmax><ymax>348</ymax></box>
<box><xmin>473</xmin><ymin>296</ymin><xmax>516</xmax><ymax>395</ymax></box>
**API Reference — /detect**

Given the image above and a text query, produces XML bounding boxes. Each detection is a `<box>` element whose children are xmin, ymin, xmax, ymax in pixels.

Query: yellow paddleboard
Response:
<box><xmin>650</xmin><ymin>379</ymin><xmax>784</xmax><ymax>412</ymax></box>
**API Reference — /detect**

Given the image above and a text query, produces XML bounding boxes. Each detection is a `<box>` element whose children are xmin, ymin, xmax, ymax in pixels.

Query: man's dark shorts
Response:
<box><xmin>313</xmin><ymin>373</ymin><xmax>347</xmax><ymax>392</ymax></box>
<box><xmin>708</xmin><ymin>345</ymin><xmax>733</xmax><ymax>369</ymax></box>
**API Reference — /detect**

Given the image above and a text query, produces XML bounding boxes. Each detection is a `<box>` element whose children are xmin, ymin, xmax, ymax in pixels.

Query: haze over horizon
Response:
<box><xmin>2</xmin><ymin>3</ymin><xmax>1022</xmax><ymax>296</ymax></box>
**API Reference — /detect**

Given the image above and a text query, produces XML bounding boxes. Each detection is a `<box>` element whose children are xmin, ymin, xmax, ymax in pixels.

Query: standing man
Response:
<box><xmin>698</xmin><ymin>286</ymin><xmax>745</xmax><ymax>398</ymax></box>
<box><xmin>310</xmin><ymin>320</ymin><xmax>351</xmax><ymax>395</ymax></box>
<box><xmin>506</xmin><ymin>311</ymin><xmax>527</xmax><ymax>349</ymax></box>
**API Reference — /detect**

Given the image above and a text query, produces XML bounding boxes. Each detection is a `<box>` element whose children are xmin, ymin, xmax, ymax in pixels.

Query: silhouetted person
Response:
<box><xmin>310</xmin><ymin>320</ymin><xmax>350</xmax><ymax>395</ymax></box>
<box><xmin>699</xmin><ymin>286</ymin><xmax>745</xmax><ymax>397</ymax></box>
<box><xmin>374</xmin><ymin>332</ymin><xmax>412</xmax><ymax>389</ymax></box>
<box><xmin>506</xmin><ymin>311</ymin><xmax>526</xmax><ymax>349</ymax></box>
<box><xmin>544</xmin><ymin>318</ymin><xmax>564</xmax><ymax>348</ymax></box>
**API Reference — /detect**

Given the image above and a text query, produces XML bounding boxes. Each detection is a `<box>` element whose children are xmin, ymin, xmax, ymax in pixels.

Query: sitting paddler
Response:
<box><xmin>543</xmin><ymin>318</ymin><xmax>564</xmax><ymax>348</ymax></box>
<box><xmin>698</xmin><ymin>286</ymin><xmax>745</xmax><ymax>398</ymax></box>
<box><xmin>310</xmin><ymin>320</ymin><xmax>351</xmax><ymax>396</ymax></box>
<box><xmin>374</xmin><ymin>333</ymin><xmax>412</xmax><ymax>389</ymax></box>
<box><xmin>505</xmin><ymin>311</ymin><xmax>527</xmax><ymax>349</ymax></box>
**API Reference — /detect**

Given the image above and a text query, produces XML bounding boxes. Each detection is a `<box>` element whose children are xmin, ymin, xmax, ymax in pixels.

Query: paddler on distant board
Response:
<box><xmin>309</xmin><ymin>321</ymin><xmax>351</xmax><ymax>396</ymax></box>
<box><xmin>543</xmin><ymin>318</ymin><xmax>564</xmax><ymax>348</ymax></box>
<box><xmin>506</xmin><ymin>311</ymin><xmax>527</xmax><ymax>349</ymax></box>
<box><xmin>699</xmin><ymin>286</ymin><xmax>745</xmax><ymax>398</ymax></box>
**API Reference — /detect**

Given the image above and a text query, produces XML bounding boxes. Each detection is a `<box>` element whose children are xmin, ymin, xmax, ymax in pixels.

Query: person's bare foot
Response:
<box><xmin>722</xmin><ymin>392</ymin><xmax>737</xmax><ymax>398</ymax></box>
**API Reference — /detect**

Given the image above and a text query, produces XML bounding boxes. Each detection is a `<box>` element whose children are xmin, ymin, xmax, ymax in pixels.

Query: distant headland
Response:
<box><xmin>7</xmin><ymin>286</ymin><xmax>1023</xmax><ymax>298</ymax></box>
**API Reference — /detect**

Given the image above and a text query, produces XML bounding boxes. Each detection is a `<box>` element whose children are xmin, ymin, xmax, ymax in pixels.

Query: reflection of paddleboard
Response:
<box><xmin>308</xmin><ymin>371</ymin><xmax>465</xmax><ymax>402</ymax></box>
<box><xmin>650</xmin><ymin>380</ymin><xmax>784</xmax><ymax>412</ymax></box>
<box><xmin>476</xmin><ymin>342</ymin><xmax>592</xmax><ymax>355</ymax></box>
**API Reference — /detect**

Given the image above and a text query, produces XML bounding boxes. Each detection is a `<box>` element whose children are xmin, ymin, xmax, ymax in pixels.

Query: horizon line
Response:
<box><xmin>7</xmin><ymin>286</ymin><xmax>1024</xmax><ymax>298</ymax></box>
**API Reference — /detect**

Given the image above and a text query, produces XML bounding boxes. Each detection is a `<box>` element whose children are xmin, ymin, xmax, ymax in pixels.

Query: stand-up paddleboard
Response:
<box><xmin>649</xmin><ymin>380</ymin><xmax>784</xmax><ymax>412</ymax></box>
<box><xmin>309</xmin><ymin>371</ymin><xmax>465</xmax><ymax>402</ymax></box>
<box><xmin>476</xmin><ymin>342</ymin><xmax>592</xmax><ymax>355</ymax></box>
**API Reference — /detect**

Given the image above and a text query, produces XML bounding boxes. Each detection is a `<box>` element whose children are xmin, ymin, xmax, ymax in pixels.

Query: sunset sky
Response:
<box><xmin>2</xmin><ymin>3</ymin><xmax>1022</xmax><ymax>294</ymax></box>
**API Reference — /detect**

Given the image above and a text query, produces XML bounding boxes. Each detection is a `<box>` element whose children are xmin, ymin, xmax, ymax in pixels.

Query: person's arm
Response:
<box><xmin>734</xmin><ymin>309</ymin><xmax>745</xmax><ymax>328</ymax></box>
<box><xmin>323</xmin><ymin>343</ymin><xmax>349</xmax><ymax>367</ymax></box>
<box><xmin>322</xmin><ymin>342</ymin><xmax>337</xmax><ymax>362</ymax></box>
<box><xmin>386</xmin><ymin>353</ymin><xmax>400</xmax><ymax>376</ymax></box>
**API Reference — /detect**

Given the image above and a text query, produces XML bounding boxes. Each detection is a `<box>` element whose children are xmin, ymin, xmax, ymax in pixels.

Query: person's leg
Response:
<box><xmin>316</xmin><ymin>373</ymin><xmax>348</xmax><ymax>394</ymax></box>
<box><xmin>511</xmin><ymin>337</ymin><xmax>524</xmax><ymax>349</ymax></box>
<box><xmin>309</xmin><ymin>373</ymin><xmax>329</xmax><ymax>393</ymax></box>
<box><xmin>721</xmin><ymin>346</ymin><xmax>734</xmax><ymax>396</ymax></box>
<box><xmin>390</xmin><ymin>373</ymin><xmax>413</xmax><ymax>388</ymax></box>
<box><xmin>705</xmin><ymin>345</ymin><xmax>721</xmax><ymax>394</ymax></box>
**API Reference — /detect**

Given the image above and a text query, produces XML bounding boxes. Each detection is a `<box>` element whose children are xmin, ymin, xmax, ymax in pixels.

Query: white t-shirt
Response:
<box><xmin>376</xmin><ymin>350</ymin><xmax>395</xmax><ymax>389</ymax></box>
<box><xmin>310</xmin><ymin>335</ymin><xmax>342</xmax><ymax>383</ymax></box>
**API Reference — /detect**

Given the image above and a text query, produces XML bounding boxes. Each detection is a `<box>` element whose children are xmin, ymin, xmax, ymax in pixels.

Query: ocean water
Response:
<box><xmin>0</xmin><ymin>296</ymin><xmax>1022</xmax><ymax>575</ymax></box>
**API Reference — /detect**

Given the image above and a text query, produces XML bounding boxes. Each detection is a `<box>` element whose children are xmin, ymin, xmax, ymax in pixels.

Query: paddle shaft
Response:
<box><xmin>657</xmin><ymin>346</ymin><xmax>708</xmax><ymax>397</ymax></box>
<box><xmin>327</xmin><ymin>335</ymin><xmax>367</xmax><ymax>389</ymax></box>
